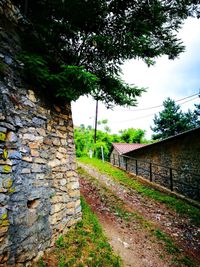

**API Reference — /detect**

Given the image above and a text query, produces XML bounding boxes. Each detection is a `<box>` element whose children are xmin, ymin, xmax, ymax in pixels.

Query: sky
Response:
<box><xmin>72</xmin><ymin>18</ymin><xmax>200</xmax><ymax>139</ymax></box>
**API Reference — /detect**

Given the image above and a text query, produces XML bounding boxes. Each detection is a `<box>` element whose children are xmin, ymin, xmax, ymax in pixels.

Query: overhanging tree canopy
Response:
<box><xmin>13</xmin><ymin>0</ymin><xmax>200</xmax><ymax>107</ymax></box>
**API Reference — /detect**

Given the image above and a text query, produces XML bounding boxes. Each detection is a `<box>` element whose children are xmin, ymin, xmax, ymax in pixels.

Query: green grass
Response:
<box><xmin>153</xmin><ymin>230</ymin><xmax>196</xmax><ymax>267</ymax></box>
<box><xmin>153</xmin><ymin>229</ymin><xmax>180</xmax><ymax>254</ymax></box>
<box><xmin>40</xmin><ymin>196</ymin><xmax>121</xmax><ymax>267</ymax></box>
<box><xmin>78</xmin><ymin>157</ymin><xmax>200</xmax><ymax>226</ymax></box>
<box><xmin>78</xmin><ymin>165</ymin><xmax>150</xmax><ymax>227</ymax></box>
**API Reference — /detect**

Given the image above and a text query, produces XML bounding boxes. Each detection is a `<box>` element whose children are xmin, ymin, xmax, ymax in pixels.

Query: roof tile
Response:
<box><xmin>112</xmin><ymin>143</ymin><xmax>147</xmax><ymax>155</ymax></box>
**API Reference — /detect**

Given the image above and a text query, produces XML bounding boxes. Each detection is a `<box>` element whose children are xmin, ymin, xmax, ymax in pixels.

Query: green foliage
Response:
<box><xmin>38</xmin><ymin>259</ymin><xmax>47</xmax><ymax>267</ymax></box>
<box><xmin>119</xmin><ymin>128</ymin><xmax>145</xmax><ymax>143</ymax></box>
<box><xmin>56</xmin><ymin>235</ymin><xmax>65</xmax><ymax>248</ymax></box>
<box><xmin>94</xmin><ymin>140</ymin><xmax>109</xmax><ymax>159</ymax></box>
<box><xmin>92</xmin><ymin>75</ymin><xmax>146</xmax><ymax>108</ymax></box>
<box><xmin>151</xmin><ymin>98</ymin><xmax>199</xmax><ymax>140</ymax></box>
<box><xmin>78</xmin><ymin>157</ymin><xmax>200</xmax><ymax>227</ymax></box>
<box><xmin>13</xmin><ymin>0</ymin><xmax>200</xmax><ymax>105</ymax></box>
<box><xmin>74</xmin><ymin>123</ymin><xmax>148</xmax><ymax>160</ymax></box>
<box><xmin>194</xmin><ymin>95</ymin><xmax>200</xmax><ymax>120</ymax></box>
<box><xmin>18</xmin><ymin>53</ymin><xmax>99</xmax><ymax>102</ymax></box>
<box><xmin>74</xmin><ymin>125</ymin><xmax>95</xmax><ymax>158</ymax></box>
<box><xmin>41</xmin><ymin>196</ymin><xmax>121</xmax><ymax>266</ymax></box>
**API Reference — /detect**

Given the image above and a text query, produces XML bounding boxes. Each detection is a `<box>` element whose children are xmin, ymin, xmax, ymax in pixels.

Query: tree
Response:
<box><xmin>194</xmin><ymin>94</ymin><xmax>200</xmax><ymax>117</ymax></box>
<box><xmin>13</xmin><ymin>0</ymin><xmax>200</xmax><ymax>107</ymax></box>
<box><xmin>193</xmin><ymin>95</ymin><xmax>200</xmax><ymax>126</ymax></box>
<box><xmin>74</xmin><ymin>123</ymin><xmax>149</xmax><ymax>160</ymax></box>
<box><xmin>151</xmin><ymin>98</ymin><xmax>199</xmax><ymax>140</ymax></box>
<box><xmin>185</xmin><ymin>109</ymin><xmax>200</xmax><ymax>128</ymax></box>
<box><xmin>74</xmin><ymin>125</ymin><xmax>94</xmax><ymax>157</ymax></box>
<box><xmin>74</xmin><ymin>124</ymin><xmax>113</xmax><ymax>160</ymax></box>
<box><xmin>98</xmin><ymin>119</ymin><xmax>111</xmax><ymax>133</ymax></box>
<box><xmin>119</xmin><ymin>128</ymin><xmax>146</xmax><ymax>143</ymax></box>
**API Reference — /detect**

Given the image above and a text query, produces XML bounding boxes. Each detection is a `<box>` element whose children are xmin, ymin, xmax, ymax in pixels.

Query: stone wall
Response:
<box><xmin>110</xmin><ymin>149</ymin><xmax>126</xmax><ymax>169</ymax></box>
<box><xmin>124</xmin><ymin>128</ymin><xmax>200</xmax><ymax>201</ymax></box>
<box><xmin>0</xmin><ymin>1</ymin><xmax>81</xmax><ymax>266</ymax></box>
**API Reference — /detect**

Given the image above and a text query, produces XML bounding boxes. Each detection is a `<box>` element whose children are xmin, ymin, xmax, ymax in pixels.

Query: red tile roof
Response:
<box><xmin>112</xmin><ymin>143</ymin><xmax>147</xmax><ymax>155</ymax></box>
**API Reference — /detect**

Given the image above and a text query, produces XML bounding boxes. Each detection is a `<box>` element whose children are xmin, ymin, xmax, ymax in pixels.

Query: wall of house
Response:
<box><xmin>110</xmin><ymin>149</ymin><xmax>119</xmax><ymax>166</ymax></box>
<box><xmin>0</xmin><ymin>2</ymin><xmax>81</xmax><ymax>266</ymax></box>
<box><xmin>110</xmin><ymin>149</ymin><xmax>126</xmax><ymax>169</ymax></box>
<box><xmin>125</xmin><ymin>128</ymin><xmax>200</xmax><ymax>201</ymax></box>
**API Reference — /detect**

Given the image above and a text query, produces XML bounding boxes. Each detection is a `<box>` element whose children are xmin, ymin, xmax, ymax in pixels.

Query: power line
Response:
<box><xmin>115</xmin><ymin>92</ymin><xmax>200</xmax><ymax>112</ymax></box>
<box><xmin>111</xmin><ymin>95</ymin><xmax>199</xmax><ymax>123</ymax></box>
<box><xmin>178</xmin><ymin>96</ymin><xmax>199</xmax><ymax>106</ymax></box>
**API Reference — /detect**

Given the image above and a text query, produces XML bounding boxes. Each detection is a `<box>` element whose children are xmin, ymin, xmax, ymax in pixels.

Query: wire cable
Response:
<box><xmin>115</xmin><ymin>92</ymin><xmax>200</xmax><ymax>112</ymax></box>
<box><xmin>111</xmin><ymin>96</ymin><xmax>199</xmax><ymax>123</ymax></box>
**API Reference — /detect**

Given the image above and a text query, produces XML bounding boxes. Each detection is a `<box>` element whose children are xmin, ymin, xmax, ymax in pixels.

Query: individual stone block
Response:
<box><xmin>6</xmin><ymin>131</ymin><xmax>17</xmax><ymax>142</ymax></box>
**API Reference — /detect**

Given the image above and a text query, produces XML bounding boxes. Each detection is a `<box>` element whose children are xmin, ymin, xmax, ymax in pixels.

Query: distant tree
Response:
<box><xmin>74</xmin><ymin>126</ymin><xmax>94</xmax><ymax>157</ymax></box>
<box><xmin>97</xmin><ymin>119</ymin><xmax>111</xmax><ymax>133</ymax></box>
<box><xmin>151</xmin><ymin>98</ymin><xmax>199</xmax><ymax>140</ymax></box>
<box><xmin>185</xmin><ymin>109</ymin><xmax>200</xmax><ymax>128</ymax></box>
<box><xmin>80</xmin><ymin>124</ymin><xmax>85</xmax><ymax>130</ymax></box>
<box><xmin>194</xmin><ymin>95</ymin><xmax>200</xmax><ymax>118</ymax></box>
<box><xmin>192</xmin><ymin>95</ymin><xmax>200</xmax><ymax>127</ymax></box>
<box><xmin>74</xmin><ymin>124</ymin><xmax>148</xmax><ymax>159</ymax></box>
<box><xmin>119</xmin><ymin>128</ymin><xmax>146</xmax><ymax>143</ymax></box>
<box><xmin>13</xmin><ymin>0</ymin><xmax>200</xmax><ymax>107</ymax></box>
<box><xmin>104</xmin><ymin>126</ymin><xmax>111</xmax><ymax>133</ymax></box>
<box><xmin>87</xmin><ymin>125</ymin><xmax>93</xmax><ymax>131</ymax></box>
<box><xmin>98</xmin><ymin>119</ymin><xmax>108</xmax><ymax>125</ymax></box>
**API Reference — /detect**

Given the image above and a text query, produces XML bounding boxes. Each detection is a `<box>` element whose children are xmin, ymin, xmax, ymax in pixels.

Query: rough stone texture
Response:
<box><xmin>119</xmin><ymin>128</ymin><xmax>200</xmax><ymax>201</ymax></box>
<box><xmin>0</xmin><ymin>2</ymin><xmax>81</xmax><ymax>266</ymax></box>
<box><xmin>110</xmin><ymin>148</ymin><xmax>127</xmax><ymax>169</ymax></box>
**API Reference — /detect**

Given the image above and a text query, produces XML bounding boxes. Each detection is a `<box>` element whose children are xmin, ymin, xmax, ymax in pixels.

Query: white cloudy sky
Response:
<box><xmin>72</xmin><ymin>18</ymin><xmax>200</xmax><ymax>139</ymax></box>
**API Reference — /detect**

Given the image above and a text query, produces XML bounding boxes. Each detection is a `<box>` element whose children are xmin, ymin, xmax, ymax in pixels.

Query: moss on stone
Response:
<box><xmin>0</xmin><ymin>132</ymin><xmax>6</xmax><ymax>142</ymax></box>
<box><xmin>8</xmin><ymin>187</ymin><xmax>15</xmax><ymax>194</ymax></box>
<box><xmin>2</xmin><ymin>149</ymin><xmax>8</xmax><ymax>160</ymax></box>
<box><xmin>0</xmin><ymin>219</ymin><xmax>9</xmax><ymax>227</ymax></box>
<box><xmin>1</xmin><ymin>213</ymin><xmax>7</xmax><ymax>220</ymax></box>
<box><xmin>3</xmin><ymin>165</ymin><xmax>11</xmax><ymax>173</ymax></box>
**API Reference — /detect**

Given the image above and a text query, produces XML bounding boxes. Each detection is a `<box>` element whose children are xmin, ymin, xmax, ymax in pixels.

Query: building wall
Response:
<box><xmin>110</xmin><ymin>149</ymin><xmax>119</xmax><ymax>166</ymax></box>
<box><xmin>125</xmin><ymin>128</ymin><xmax>200</xmax><ymax>201</ymax></box>
<box><xmin>0</xmin><ymin>2</ymin><xmax>81</xmax><ymax>266</ymax></box>
<box><xmin>110</xmin><ymin>149</ymin><xmax>126</xmax><ymax>169</ymax></box>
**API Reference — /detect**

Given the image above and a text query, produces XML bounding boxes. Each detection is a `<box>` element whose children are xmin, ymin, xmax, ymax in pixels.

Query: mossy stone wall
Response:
<box><xmin>0</xmin><ymin>1</ymin><xmax>81</xmax><ymax>266</ymax></box>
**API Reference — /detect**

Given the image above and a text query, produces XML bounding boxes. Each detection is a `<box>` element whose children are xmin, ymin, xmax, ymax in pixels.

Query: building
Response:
<box><xmin>110</xmin><ymin>143</ymin><xmax>147</xmax><ymax>168</ymax></box>
<box><xmin>122</xmin><ymin>127</ymin><xmax>200</xmax><ymax>201</ymax></box>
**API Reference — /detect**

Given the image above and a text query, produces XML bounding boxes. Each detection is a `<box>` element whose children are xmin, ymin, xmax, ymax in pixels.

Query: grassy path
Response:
<box><xmin>78</xmin><ymin>157</ymin><xmax>200</xmax><ymax>267</ymax></box>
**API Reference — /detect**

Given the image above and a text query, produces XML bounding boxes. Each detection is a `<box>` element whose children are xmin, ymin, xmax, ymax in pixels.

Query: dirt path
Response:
<box><xmin>78</xmin><ymin>162</ymin><xmax>200</xmax><ymax>267</ymax></box>
<box><xmin>80</xmin><ymin>176</ymin><xmax>173</xmax><ymax>267</ymax></box>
